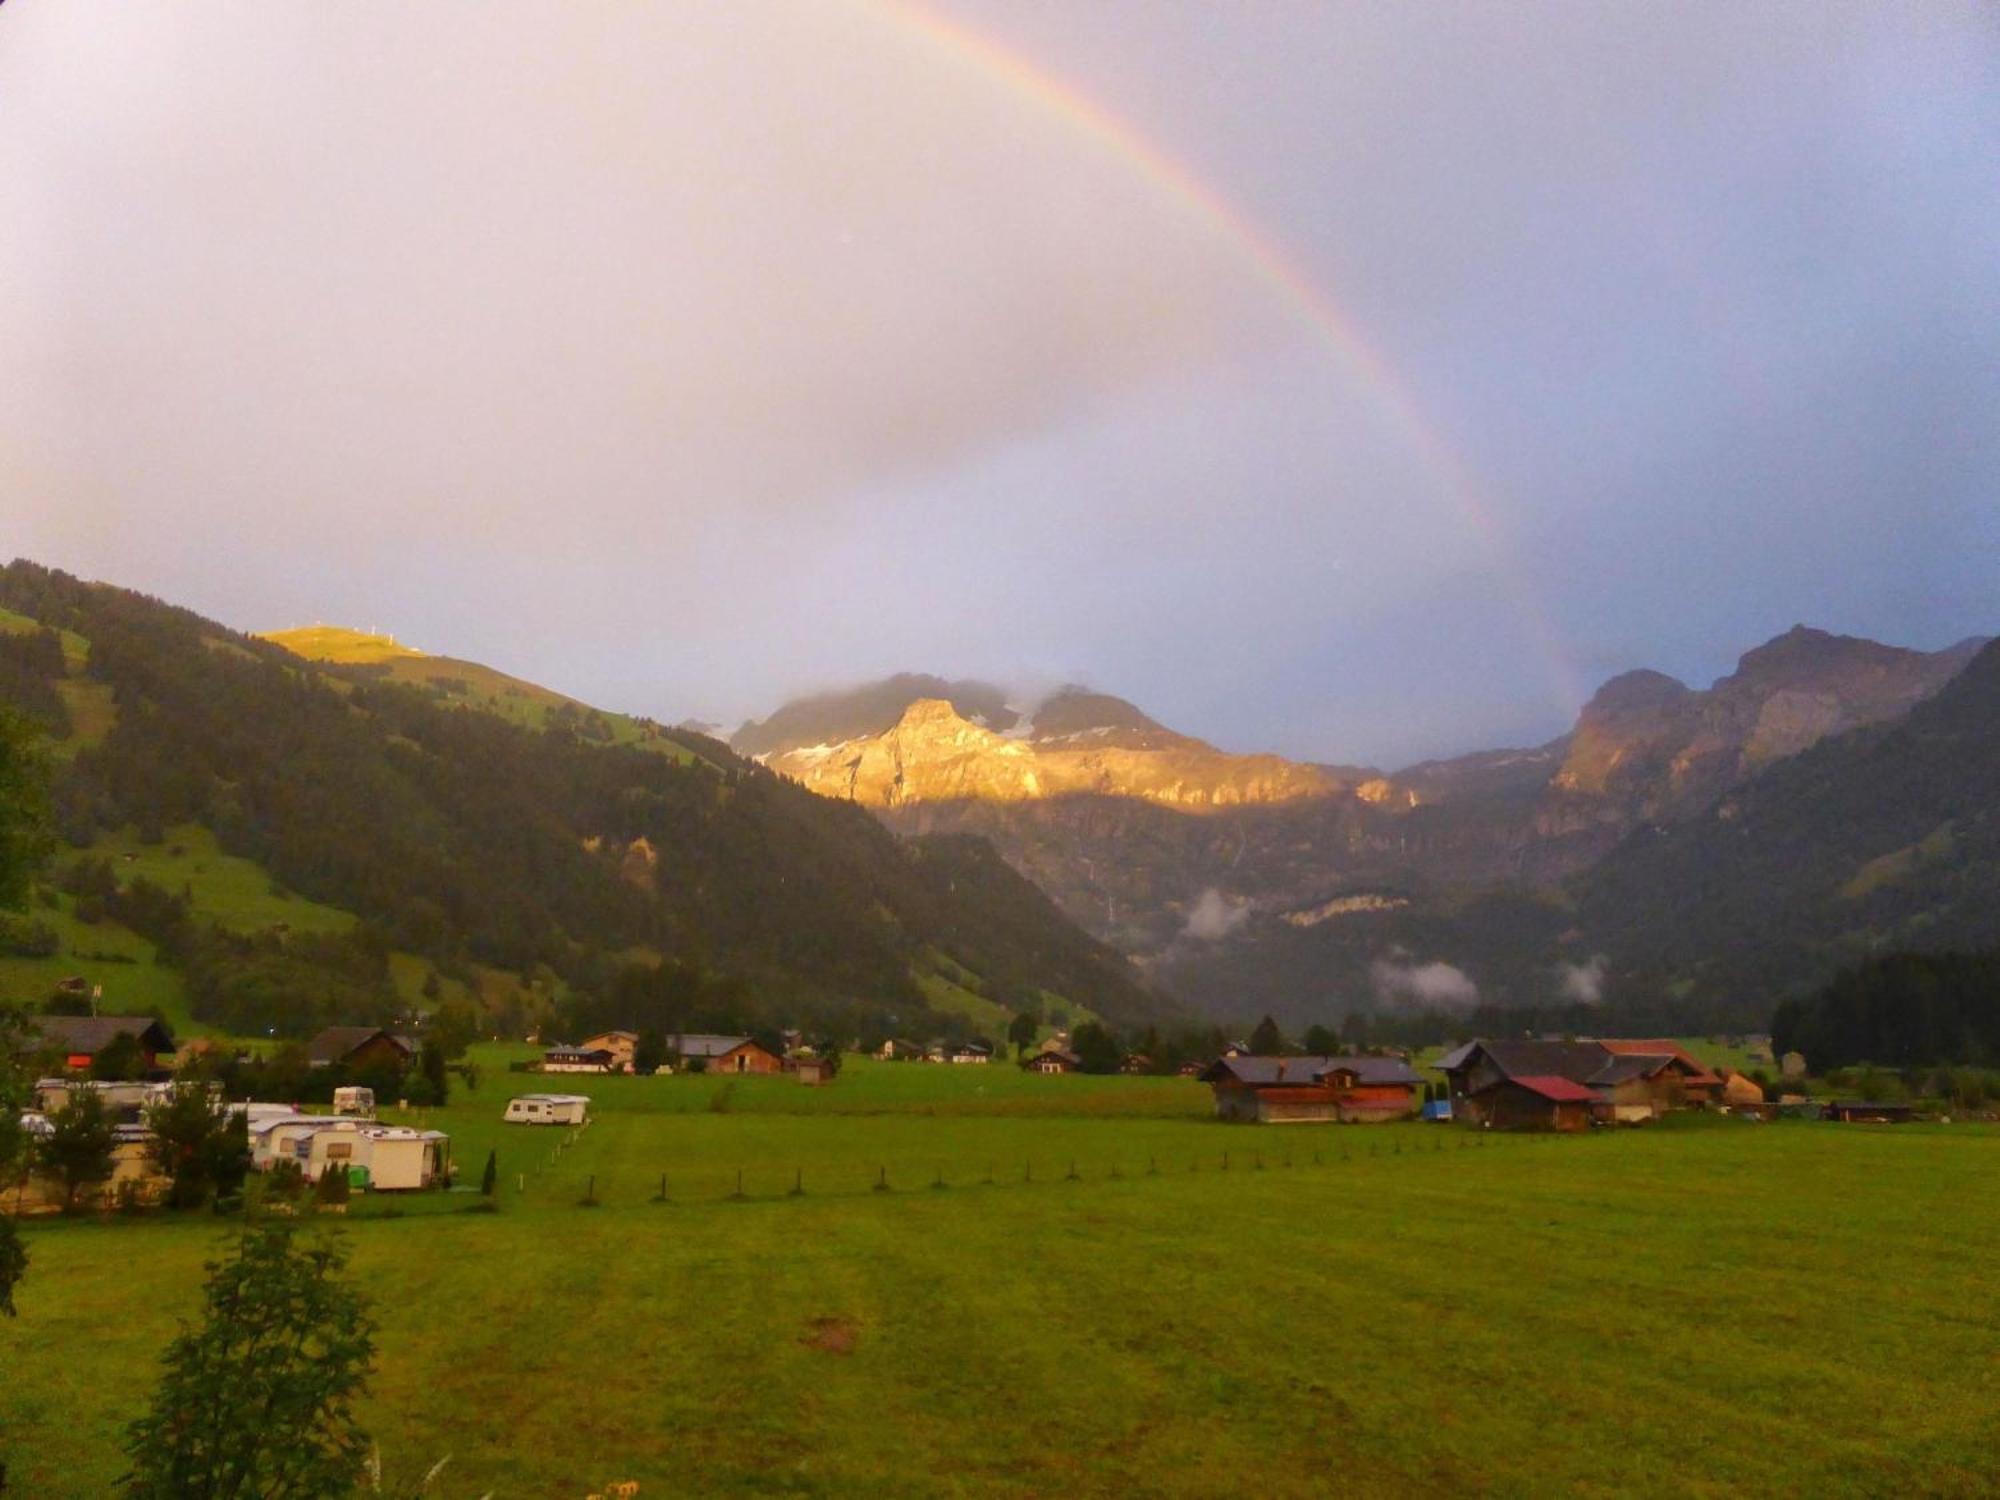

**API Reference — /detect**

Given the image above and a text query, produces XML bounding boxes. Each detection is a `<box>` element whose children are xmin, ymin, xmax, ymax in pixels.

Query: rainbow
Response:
<box><xmin>863</xmin><ymin>0</ymin><xmax>1587</xmax><ymax>714</ymax></box>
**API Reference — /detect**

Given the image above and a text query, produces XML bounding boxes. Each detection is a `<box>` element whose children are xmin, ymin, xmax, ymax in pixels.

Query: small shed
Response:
<box><xmin>795</xmin><ymin>1057</ymin><xmax>833</xmax><ymax>1086</ymax></box>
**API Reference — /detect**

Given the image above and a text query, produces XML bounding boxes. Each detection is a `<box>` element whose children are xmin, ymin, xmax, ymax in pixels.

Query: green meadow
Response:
<box><xmin>4</xmin><ymin>1060</ymin><xmax>1997</xmax><ymax>1498</ymax></box>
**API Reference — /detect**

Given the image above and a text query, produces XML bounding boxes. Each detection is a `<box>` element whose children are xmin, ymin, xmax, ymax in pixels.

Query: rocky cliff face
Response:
<box><xmin>737</xmin><ymin>631</ymin><xmax>1987</xmax><ymax>1014</ymax></box>
<box><xmin>754</xmin><ymin>690</ymin><xmax>1340</xmax><ymax>811</ymax></box>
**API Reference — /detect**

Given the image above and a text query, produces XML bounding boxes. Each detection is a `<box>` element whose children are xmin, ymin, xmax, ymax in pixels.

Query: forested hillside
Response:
<box><xmin>0</xmin><ymin>562</ymin><xmax>1163</xmax><ymax>1041</ymax></box>
<box><xmin>1578</xmin><ymin>638</ymin><xmax>2000</xmax><ymax>1008</ymax></box>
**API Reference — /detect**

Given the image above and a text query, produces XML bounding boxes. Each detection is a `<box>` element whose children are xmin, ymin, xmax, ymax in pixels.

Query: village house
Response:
<box><xmin>577</xmin><ymin>1030</ymin><xmax>639</xmax><ymax>1071</ymax></box>
<box><xmin>1120</xmin><ymin>1053</ymin><xmax>1153</xmax><ymax>1075</ymax></box>
<box><xmin>28</xmin><ymin>1015</ymin><xmax>177</xmax><ymax>1075</ymax></box>
<box><xmin>878</xmin><ymin>1038</ymin><xmax>923</xmax><ymax>1061</ymax></box>
<box><xmin>1440</xmin><ymin>1038</ymin><xmax>1723</xmax><ymax>1127</ymax></box>
<box><xmin>1593</xmin><ymin>1039</ymin><xmax>1722</xmax><ymax>1105</ymax></box>
<box><xmin>305</xmin><ymin>1026</ymin><xmax>416</xmax><ymax>1072</ymax></box>
<box><xmin>946</xmin><ymin>1042</ymin><xmax>992</xmax><ymax>1065</ymax></box>
<box><xmin>669</xmin><ymin>1033</ymin><xmax>782</xmax><ymax>1074</ymax></box>
<box><xmin>1197</xmin><ymin>1055</ymin><xmax>1423</xmax><ymax>1124</ymax></box>
<box><xmin>1024</xmin><ymin>1048</ymin><xmax>1079</xmax><ymax>1075</ymax></box>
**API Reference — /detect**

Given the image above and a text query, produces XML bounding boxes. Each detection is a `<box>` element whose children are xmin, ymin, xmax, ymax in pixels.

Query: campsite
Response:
<box><xmin>3</xmin><ymin>1048</ymin><xmax>1996</xmax><ymax>1498</ymax></box>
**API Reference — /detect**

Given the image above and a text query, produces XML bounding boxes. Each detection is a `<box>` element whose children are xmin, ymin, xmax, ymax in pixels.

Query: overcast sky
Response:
<box><xmin>5</xmin><ymin>2</ymin><xmax>1995</xmax><ymax>766</ymax></box>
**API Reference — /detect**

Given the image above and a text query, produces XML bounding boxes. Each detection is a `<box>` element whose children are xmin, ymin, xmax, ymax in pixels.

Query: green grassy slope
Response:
<box><xmin>260</xmin><ymin>625</ymin><xmax>703</xmax><ymax>764</ymax></box>
<box><xmin>3</xmin><ymin>1074</ymin><xmax>1994</xmax><ymax>1498</ymax></box>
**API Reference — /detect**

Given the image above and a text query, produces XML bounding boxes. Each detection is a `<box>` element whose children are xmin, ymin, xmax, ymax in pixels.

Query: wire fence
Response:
<box><xmin>518</xmin><ymin>1128</ymin><xmax>1543</xmax><ymax>1210</ymax></box>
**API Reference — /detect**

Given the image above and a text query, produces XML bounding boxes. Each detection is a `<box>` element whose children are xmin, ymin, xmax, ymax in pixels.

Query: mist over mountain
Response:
<box><xmin>738</xmin><ymin>625</ymin><xmax>1992</xmax><ymax>1027</ymax></box>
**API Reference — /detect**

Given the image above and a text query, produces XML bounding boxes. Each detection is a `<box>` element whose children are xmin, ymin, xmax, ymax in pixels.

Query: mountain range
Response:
<box><xmin>733</xmin><ymin>626</ymin><xmax>1995</xmax><ymax>1026</ymax></box>
<box><xmin>5</xmin><ymin>554</ymin><xmax>1992</xmax><ymax>1040</ymax></box>
<box><xmin>0</xmin><ymin>561</ymin><xmax>1162</xmax><ymax>1045</ymax></box>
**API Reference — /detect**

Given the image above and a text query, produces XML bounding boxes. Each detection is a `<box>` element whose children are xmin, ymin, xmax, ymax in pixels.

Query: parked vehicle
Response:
<box><xmin>504</xmin><ymin>1093</ymin><xmax>590</xmax><ymax>1125</ymax></box>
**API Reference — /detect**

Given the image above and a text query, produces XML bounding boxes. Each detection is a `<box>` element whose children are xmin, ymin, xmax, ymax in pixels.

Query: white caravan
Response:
<box><xmin>503</xmin><ymin>1093</ymin><xmax>590</xmax><ymax>1126</ymax></box>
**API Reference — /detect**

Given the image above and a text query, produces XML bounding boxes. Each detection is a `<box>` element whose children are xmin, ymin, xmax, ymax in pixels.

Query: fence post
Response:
<box><xmin>790</xmin><ymin>1167</ymin><xmax>804</xmax><ymax>1197</ymax></box>
<box><xmin>874</xmin><ymin>1165</ymin><xmax>889</xmax><ymax>1193</ymax></box>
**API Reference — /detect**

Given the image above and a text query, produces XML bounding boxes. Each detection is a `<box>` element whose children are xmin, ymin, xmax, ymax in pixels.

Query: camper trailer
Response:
<box><xmin>358</xmin><ymin>1126</ymin><xmax>450</xmax><ymax>1190</ymax></box>
<box><xmin>503</xmin><ymin>1093</ymin><xmax>590</xmax><ymax>1126</ymax></box>
<box><xmin>332</xmin><ymin>1085</ymin><xmax>377</xmax><ymax>1119</ymax></box>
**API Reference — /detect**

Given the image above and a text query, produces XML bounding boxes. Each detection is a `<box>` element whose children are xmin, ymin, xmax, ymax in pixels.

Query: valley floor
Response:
<box><xmin>3</xmin><ymin>1063</ymin><xmax>1996</xmax><ymax>1497</ymax></box>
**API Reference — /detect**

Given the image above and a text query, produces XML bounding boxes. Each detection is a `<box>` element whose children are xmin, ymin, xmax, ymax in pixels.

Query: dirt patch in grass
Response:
<box><xmin>801</xmin><ymin>1316</ymin><xmax>859</xmax><ymax>1355</ymax></box>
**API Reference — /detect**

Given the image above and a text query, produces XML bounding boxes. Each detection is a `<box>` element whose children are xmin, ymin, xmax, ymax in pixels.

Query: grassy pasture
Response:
<box><xmin>5</xmin><ymin>1061</ymin><xmax>1997</xmax><ymax>1499</ymax></box>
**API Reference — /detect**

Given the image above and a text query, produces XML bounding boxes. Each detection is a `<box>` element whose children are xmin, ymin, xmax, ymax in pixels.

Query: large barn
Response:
<box><xmin>1198</xmin><ymin>1055</ymin><xmax>1422</xmax><ymax>1124</ymax></box>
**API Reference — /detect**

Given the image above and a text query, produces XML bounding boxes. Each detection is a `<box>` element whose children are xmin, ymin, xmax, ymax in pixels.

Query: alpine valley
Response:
<box><xmin>736</xmin><ymin>628</ymin><xmax>1997</xmax><ymax>1030</ymax></box>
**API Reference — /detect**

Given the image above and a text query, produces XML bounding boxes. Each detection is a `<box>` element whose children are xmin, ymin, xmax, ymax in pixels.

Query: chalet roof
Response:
<box><xmin>1506</xmin><ymin>1074</ymin><xmax>1599</xmax><ymax>1103</ymax></box>
<box><xmin>1199</xmin><ymin>1055</ymin><xmax>1422</xmax><ymax>1088</ymax></box>
<box><xmin>1432</xmin><ymin>1041</ymin><xmax>1478</xmax><ymax>1072</ymax></box>
<box><xmin>1453</xmin><ymin>1040</ymin><xmax>1610</xmax><ymax>1086</ymax></box>
<box><xmin>1033</xmin><ymin>1049</ymin><xmax>1081</xmax><ymax>1066</ymax></box>
<box><xmin>1587</xmin><ymin>1054</ymin><xmax>1676</xmax><ymax>1086</ymax></box>
<box><xmin>30</xmin><ymin>1014</ymin><xmax>177</xmax><ymax>1057</ymax></box>
<box><xmin>668</xmin><ymin>1033</ymin><xmax>759</xmax><ymax>1059</ymax></box>
<box><xmin>1595</xmin><ymin>1039</ymin><xmax>1721</xmax><ymax>1086</ymax></box>
<box><xmin>306</xmin><ymin>1027</ymin><xmax>413</xmax><ymax>1065</ymax></box>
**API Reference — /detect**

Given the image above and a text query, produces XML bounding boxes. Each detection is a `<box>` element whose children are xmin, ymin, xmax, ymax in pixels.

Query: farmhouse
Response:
<box><xmin>28</xmin><ymin>1015</ymin><xmax>177</xmax><ymax>1075</ymax></box>
<box><xmin>1025</xmin><ymin>1048</ymin><xmax>1080</xmax><ymax>1075</ymax></box>
<box><xmin>1120</xmin><ymin>1053</ymin><xmax>1153</xmax><ymax>1075</ymax></box>
<box><xmin>1197</xmin><ymin>1055</ymin><xmax>1423</xmax><ymax>1124</ymax></box>
<box><xmin>306</xmin><ymin>1027</ymin><xmax>415</xmax><ymax>1071</ymax></box>
<box><xmin>945</xmin><ymin>1042</ymin><xmax>991</xmax><ymax>1064</ymax></box>
<box><xmin>1594</xmin><ymin>1039</ymin><xmax>1723</xmax><ymax>1105</ymax></box>
<box><xmin>542</xmin><ymin>1045</ymin><xmax>616</xmax><ymax>1073</ymax></box>
<box><xmin>1442</xmin><ymin>1038</ymin><xmax>1723</xmax><ymax>1127</ymax></box>
<box><xmin>578</xmin><ymin>1030</ymin><xmax>639</xmax><ymax>1071</ymax></box>
<box><xmin>878</xmin><ymin>1038</ymin><xmax>923</xmax><ymax>1061</ymax></box>
<box><xmin>670</xmin><ymin>1034</ymin><xmax>781</xmax><ymax>1074</ymax></box>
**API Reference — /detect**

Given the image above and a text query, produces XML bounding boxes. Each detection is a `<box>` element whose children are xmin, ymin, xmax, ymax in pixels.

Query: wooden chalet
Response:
<box><xmin>669</xmin><ymin>1034</ymin><xmax>781</xmax><ymax>1075</ymax></box>
<box><xmin>306</xmin><ymin>1026</ymin><xmax>416</xmax><ymax>1071</ymax></box>
<box><xmin>1024</xmin><ymin>1048</ymin><xmax>1079</xmax><ymax>1075</ymax></box>
<box><xmin>1442</xmin><ymin>1037</ymin><xmax>1723</xmax><ymax>1128</ymax></box>
<box><xmin>28</xmin><ymin>1015</ymin><xmax>177</xmax><ymax>1075</ymax></box>
<box><xmin>577</xmin><ymin>1030</ymin><xmax>639</xmax><ymax>1071</ymax></box>
<box><xmin>1197</xmin><ymin>1055</ymin><xmax>1422</xmax><ymax>1124</ymax></box>
<box><xmin>1594</xmin><ymin>1039</ymin><xmax>1722</xmax><ymax>1105</ymax></box>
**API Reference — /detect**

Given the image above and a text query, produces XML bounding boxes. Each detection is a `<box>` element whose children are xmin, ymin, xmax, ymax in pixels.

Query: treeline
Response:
<box><xmin>1773</xmin><ymin>949</ymin><xmax>2000</xmax><ymax>1069</ymax></box>
<box><xmin>0</xmin><ymin>561</ymin><xmax>1165</xmax><ymax>1039</ymax></box>
<box><xmin>0</xmin><ymin>626</ymin><xmax>69</xmax><ymax>735</ymax></box>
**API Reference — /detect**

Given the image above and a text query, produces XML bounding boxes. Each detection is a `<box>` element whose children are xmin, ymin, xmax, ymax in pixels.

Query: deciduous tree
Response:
<box><xmin>122</xmin><ymin>1225</ymin><xmax>377</xmax><ymax>1499</ymax></box>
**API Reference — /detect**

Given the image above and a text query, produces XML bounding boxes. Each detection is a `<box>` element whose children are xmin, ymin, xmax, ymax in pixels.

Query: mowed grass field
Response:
<box><xmin>4</xmin><ymin>1062</ymin><xmax>1997</xmax><ymax>1499</ymax></box>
